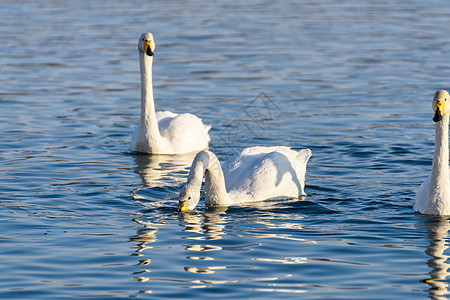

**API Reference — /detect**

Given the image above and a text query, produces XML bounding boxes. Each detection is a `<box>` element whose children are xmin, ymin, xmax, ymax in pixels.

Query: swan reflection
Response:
<box><xmin>133</xmin><ymin>153</ymin><xmax>196</xmax><ymax>189</ymax></box>
<box><xmin>179</xmin><ymin>208</ymin><xmax>229</xmax><ymax>275</ymax></box>
<box><xmin>130</xmin><ymin>218</ymin><xmax>159</xmax><ymax>254</ymax></box>
<box><xmin>423</xmin><ymin>217</ymin><xmax>450</xmax><ymax>299</ymax></box>
<box><xmin>180</xmin><ymin>207</ymin><xmax>228</xmax><ymax>241</ymax></box>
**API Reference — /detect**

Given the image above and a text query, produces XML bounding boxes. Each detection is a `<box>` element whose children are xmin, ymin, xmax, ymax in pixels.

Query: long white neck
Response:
<box><xmin>427</xmin><ymin>114</ymin><xmax>450</xmax><ymax>211</ymax></box>
<box><xmin>138</xmin><ymin>52</ymin><xmax>162</xmax><ymax>149</ymax></box>
<box><xmin>187</xmin><ymin>151</ymin><xmax>231</xmax><ymax>206</ymax></box>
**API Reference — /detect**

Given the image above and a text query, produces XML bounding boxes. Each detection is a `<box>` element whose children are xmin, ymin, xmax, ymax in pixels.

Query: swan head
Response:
<box><xmin>178</xmin><ymin>184</ymin><xmax>201</xmax><ymax>212</ymax></box>
<box><xmin>138</xmin><ymin>33</ymin><xmax>156</xmax><ymax>57</ymax></box>
<box><xmin>433</xmin><ymin>90</ymin><xmax>449</xmax><ymax>122</ymax></box>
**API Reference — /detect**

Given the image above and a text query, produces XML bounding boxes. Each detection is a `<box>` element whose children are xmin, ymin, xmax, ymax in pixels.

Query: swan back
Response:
<box><xmin>223</xmin><ymin>146</ymin><xmax>312</xmax><ymax>203</ymax></box>
<box><xmin>179</xmin><ymin>147</ymin><xmax>312</xmax><ymax>211</ymax></box>
<box><xmin>156</xmin><ymin>111</ymin><xmax>211</xmax><ymax>154</ymax></box>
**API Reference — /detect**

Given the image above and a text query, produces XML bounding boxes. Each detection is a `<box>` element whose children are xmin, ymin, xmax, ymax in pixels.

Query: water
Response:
<box><xmin>2</xmin><ymin>0</ymin><xmax>450</xmax><ymax>298</ymax></box>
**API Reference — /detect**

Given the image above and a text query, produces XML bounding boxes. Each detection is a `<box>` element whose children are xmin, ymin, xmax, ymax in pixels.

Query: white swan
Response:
<box><xmin>415</xmin><ymin>90</ymin><xmax>450</xmax><ymax>215</ymax></box>
<box><xmin>130</xmin><ymin>33</ymin><xmax>211</xmax><ymax>154</ymax></box>
<box><xmin>178</xmin><ymin>146</ymin><xmax>312</xmax><ymax>211</ymax></box>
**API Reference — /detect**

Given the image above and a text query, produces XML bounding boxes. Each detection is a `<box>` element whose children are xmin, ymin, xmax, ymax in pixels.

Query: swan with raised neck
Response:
<box><xmin>131</xmin><ymin>32</ymin><xmax>211</xmax><ymax>154</ymax></box>
<box><xmin>179</xmin><ymin>147</ymin><xmax>312</xmax><ymax>211</ymax></box>
<box><xmin>415</xmin><ymin>90</ymin><xmax>450</xmax><ymax>215</ymax></box>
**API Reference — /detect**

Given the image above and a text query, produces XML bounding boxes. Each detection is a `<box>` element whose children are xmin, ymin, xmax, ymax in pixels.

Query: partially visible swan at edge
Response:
<box><xmin>415</xmin><ymin>90</ymin><xmax>450</xmax><ymax>215</ymax></box>
<box><xmin>178</xmin><ymin>146</ymin><xmax>312</xmax><ymax>211</ymax></box>
<box><xmin>130</xmin><ymin>33</ymin><xmax>211</xmax><ymax>154</ymax></box>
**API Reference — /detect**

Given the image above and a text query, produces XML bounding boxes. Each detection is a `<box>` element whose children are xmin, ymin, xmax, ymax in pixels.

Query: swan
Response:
<box><xmin>415</xmin><ymin>90</ymin><xmax>450</xmax><ymax>215</ymax></box>
<box><xmin>178</xmin><ymin>146</ymin><xmax>312</xmax><ymax>211</ymax></box>
<box><xmin>130</xmin><ymin>33</ymin><xmax>211</xmax><ymax>154</ymax></box>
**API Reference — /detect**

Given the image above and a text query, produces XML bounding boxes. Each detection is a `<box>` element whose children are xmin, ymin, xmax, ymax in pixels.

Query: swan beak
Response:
<box><xmin>144</xmin><ymin>40</ymin><xmax>155</xmax><ymax>56</ymax></box>
<box><xmin>433</xmin><ymin>101</ymin><xmax>444</xmax><ymax>122</ymax></box>
<box><xmin>178</xmin><ymin>200</ymin><xmax>189</xmax><ymax>212</ymax></box>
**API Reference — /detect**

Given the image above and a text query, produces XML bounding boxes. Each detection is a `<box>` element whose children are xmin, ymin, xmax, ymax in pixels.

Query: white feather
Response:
<box><xmin>415</xmin><ymin>90</ymin><xmax>450</xmax><ymax>215</ymax></box>
<box><xmin>130</xmin><ymin>33</ymin><xmax>211</xmax><ymax>154</ymax></box>
<box><xmin>179</xmin><ymin>146</ymin><xmax>312</xmax><ymax>210</ymax></box>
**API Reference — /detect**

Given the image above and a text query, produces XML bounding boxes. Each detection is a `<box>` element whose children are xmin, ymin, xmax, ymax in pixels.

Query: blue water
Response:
<box><xmin>2</xmin><ymin>0</ymin><xmax>450</xmax><ymax>299</ymax></box>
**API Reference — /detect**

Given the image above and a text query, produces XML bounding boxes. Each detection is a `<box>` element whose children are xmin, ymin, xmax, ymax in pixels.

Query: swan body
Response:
<box><xmin>179</xmin><ymin>146</ymin><xmax>312</xmax><ymax>211</ymax></box>
<box><xmin>415</xmin><ymin>90</ymin><xmax>450</xmax><ymax>215</ymax></box>
<box><xmin>130</xmin><ymin>33</ymin><xmax>211</xmax><ymax>154</ymax></box>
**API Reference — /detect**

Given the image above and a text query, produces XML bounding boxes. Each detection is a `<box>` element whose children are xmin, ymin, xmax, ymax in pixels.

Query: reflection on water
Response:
<box><xmin>180</xmin><ymin>207</ymin><xmax>228</xmax><ymax>241</ymax></box>
<box><xmin>131</xmin><ymin>153</ymin><xmax>196</xmax><ymax>214</ymax></box>
<box><xmin>180</xmin><ymin>209</ymin><xmax>226</xmax><ymax>276</ymax></box>
<box><xmin>130</xmin><ymin>218</ymin><xmax>159</xmax><ymax>253</ymax></box>
<box><xmin>423</xmin><ymin>218</ymin><xmax>450</xmax><ymax>300</ymax></box>
<box><xmin>129</xmin><ymin>218</ymin><xmax>159</xmax><ymax>294</ymax></box>
<box><xmin>133</xmin><ymin>153</ymin><xmax>196</xmax><ymax>188</ymax></box>
<box><xmin>130</xmin><ymin>206</ymin><xmax>295</xmax><ymax>291</ymax></box>
<box><xmin>129</xmin><ymin>199</ymin><xmax>450</xmax><ymax>298</ymax></box>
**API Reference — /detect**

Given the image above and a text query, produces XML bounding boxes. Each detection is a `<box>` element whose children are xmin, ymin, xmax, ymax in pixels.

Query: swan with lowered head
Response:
<box><xmin>415</xmin><ymin>90</ymin><xmax>450</xmax><ymax>215</ymax></box>
<box><xmin>131</xmin><ymin>33</ymin><xmax>211</xmax><ymax>154</ymax></box>
<box><xmin>178</xmin><ymin>146</ymin><xmax>312</xmax><ymax>211</ymax></box>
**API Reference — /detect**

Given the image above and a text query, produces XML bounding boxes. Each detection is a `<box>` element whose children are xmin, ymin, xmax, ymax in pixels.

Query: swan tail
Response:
<box><xmin>297</xmin><ymin>148</ymin><xmax>312</xmax><ymax>163</ymax></box>
<box><xmin>204</xmin><ymin>124</ymin><xmax>212</xmax><ymax>132</ymax></box>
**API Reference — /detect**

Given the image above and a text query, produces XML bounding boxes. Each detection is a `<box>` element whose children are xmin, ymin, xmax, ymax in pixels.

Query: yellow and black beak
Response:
<box><xmin>144</xmin><ymin>39</ymin><xmax>155</xmax><ymax>56</ymax></box>
<box><xmin>178</xmin><ymin>201</ymin><xmax>189</xmax><ymax>212</ymax></box>
<box><xmin>434</xmin><ymin>100</ymin><xmax>445</xmax><ymax>122</ymax></box>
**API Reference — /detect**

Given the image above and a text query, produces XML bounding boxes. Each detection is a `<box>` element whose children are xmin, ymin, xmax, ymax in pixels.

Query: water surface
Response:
<box><xmin>2</xmin><ymin>1</ymin><xmax>450</xmax><ymax>299</ymax></box>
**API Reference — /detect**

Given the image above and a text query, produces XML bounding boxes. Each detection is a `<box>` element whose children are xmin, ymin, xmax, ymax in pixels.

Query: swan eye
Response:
<box><xmin>188</xmin><ymin>196</ymin><xmax>191</xmax><ymax>200</ymax></box>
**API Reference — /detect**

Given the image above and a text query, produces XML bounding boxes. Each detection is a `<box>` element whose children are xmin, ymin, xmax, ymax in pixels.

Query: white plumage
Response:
<box><xmin>130</xmin><ymin>33</ymin><xmax>211</xmax><ymax>154</ymax></box>
<box><xmin>415</xmin><ymin>90</ymin><xmax>450</xmax><ymax>215</ymax></box>
<box><xmin>179</xmin><ymin>146</ymin><xmax>312</xmax><ymax>211</ymax></box>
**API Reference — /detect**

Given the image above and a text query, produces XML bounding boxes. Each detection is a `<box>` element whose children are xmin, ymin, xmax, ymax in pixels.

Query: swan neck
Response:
<box><xmin>429</xmin><ymin>114</ymin><xmax>450</xmax><ymax>195</ymax></box>
<box><xmin>139</xmin><ymin>52</ymin><xmax>161</xmax><ymax>140</ymax></box>
<box><xmin>187</xmin><ymin>151</ymin><xmax>231</xmax><ymax>206</ymax></box>
<box><xmin>204</xmin><ymin>152</ymin><xmax>231</xmax><ymax>206</ymax></box>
